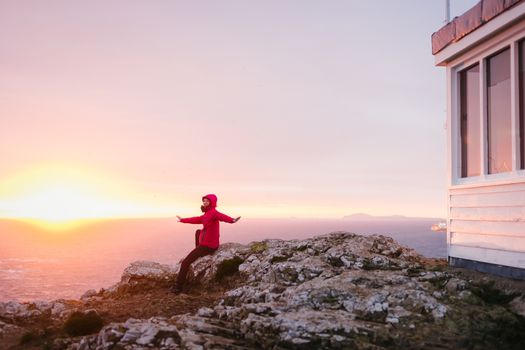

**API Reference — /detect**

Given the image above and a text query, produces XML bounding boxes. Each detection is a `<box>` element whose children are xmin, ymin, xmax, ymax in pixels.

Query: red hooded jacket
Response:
<box><xmin>179</xmin><ymin>194</ymin><xmax>235</xmax><ymax>249</ymax></box>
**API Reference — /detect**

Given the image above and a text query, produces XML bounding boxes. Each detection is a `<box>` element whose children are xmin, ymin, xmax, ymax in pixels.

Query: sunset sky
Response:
<box><xmin>0</xmin><ymin>1</ymin><xmax>479</xmax><ymax>223</ymax></box>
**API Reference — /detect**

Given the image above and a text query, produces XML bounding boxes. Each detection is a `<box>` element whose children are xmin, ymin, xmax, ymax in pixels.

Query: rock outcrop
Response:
<box><xmin>1</xmin><ymin>232</ymin><xmax>524</xmax><ymax>349</ymax></box>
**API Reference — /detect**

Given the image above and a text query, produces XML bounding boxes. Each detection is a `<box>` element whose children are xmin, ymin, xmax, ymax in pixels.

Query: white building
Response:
<box><xmin>432</xmin><ymin>0</ymin><xmax>525</xmax><ymax>279</ymax></box>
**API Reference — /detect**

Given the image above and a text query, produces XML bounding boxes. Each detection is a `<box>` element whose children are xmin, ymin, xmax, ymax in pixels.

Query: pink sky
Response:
<box><xmin>0</xmin><ymin>1</ymin><xmax>479</xmax><ymax>220</ymax></box>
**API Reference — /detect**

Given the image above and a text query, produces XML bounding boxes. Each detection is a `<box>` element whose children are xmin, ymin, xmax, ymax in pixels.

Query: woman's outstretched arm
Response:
<box><xmin>177</xmin><ymin>215</ymin><xmax>203</xmax><ymax>224</ymax></box>
<box><xmin>215</xmin><ymin>211</ymin><xmax>241</xmax><ymax>223</ymax></box>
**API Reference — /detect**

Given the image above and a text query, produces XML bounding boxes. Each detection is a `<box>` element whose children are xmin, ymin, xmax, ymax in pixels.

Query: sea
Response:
<box><xmin>0</xmin><ymin>217</ymin><xmax>446</xmax><ymax>302</ymax></box>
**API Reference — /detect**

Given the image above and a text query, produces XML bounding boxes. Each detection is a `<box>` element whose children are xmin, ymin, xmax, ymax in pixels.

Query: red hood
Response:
<box><xmin>202</xmin><ymin>194</ymin><xmax>217</xmax><ymax>209</ymax></box>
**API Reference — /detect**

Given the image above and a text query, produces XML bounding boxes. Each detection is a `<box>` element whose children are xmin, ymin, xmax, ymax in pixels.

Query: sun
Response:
<box><xmin>0</xmin><ymin>165</ymin><xmax>176</xmax><ymax>230</ymax></box>
<box><xmin>8</xmin><ymin>183</ymin><xmax>105</xmax><ymax>221</ymax></box>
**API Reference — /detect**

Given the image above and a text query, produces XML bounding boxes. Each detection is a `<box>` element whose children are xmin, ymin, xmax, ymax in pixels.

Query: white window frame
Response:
<box><xmin>449</xmin><ymin>26</ymin><xmax>525</xmax><ymax>188</ymax></box>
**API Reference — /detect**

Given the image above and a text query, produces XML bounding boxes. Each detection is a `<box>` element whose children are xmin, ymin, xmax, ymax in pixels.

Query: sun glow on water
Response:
<box><xmin>0</xmin><ymin>165</ymin><xmax>177</xmax><ymax>230</ymax></box>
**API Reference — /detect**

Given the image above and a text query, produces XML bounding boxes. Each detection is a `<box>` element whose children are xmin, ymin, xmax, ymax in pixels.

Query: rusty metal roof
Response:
<box><xmin>431</xmin><ymin>0</ymin><xmax>524</xmax><ymax>55</ymax></box>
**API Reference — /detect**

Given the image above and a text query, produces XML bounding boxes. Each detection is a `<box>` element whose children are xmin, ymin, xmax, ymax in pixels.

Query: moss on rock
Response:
<box><xmin>250</xmin><ymin>242</ymin><xmax>268</xmax><ymax>254</ymax></box>
<box><xmin>270</xmin><ymin>255</ymin><xmax>291</xmax><ymax>264</ymax></box>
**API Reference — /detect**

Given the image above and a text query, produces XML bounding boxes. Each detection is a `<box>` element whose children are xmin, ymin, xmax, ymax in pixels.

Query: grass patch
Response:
<box><xmin>470</xmin><ymin>281</ymin><xmax>519</xmax><ymax>305</ymax></box>
<box><xmin>215</xmin><ymin>257</ymin><xmax>245</xmax><ymax>281</ymax></box>
<box><xmin>406</xmin><ymin>267</ymin><xmax>425</xmax><ymax>277</ymax></box>
<box><xmin>429</xmin><ymin>264</ymin><xmax>446</xmax><ymax>272</ymax></box>
<box><xmin>19</xmin><ymin>331</ymin><xmax>37</xmax><ymax>345</ymax></box>
<box><xmin>327</xmin><ymin>256</ymin><xmax>344</xmax><ymax>267</ymax></box>
<box><xmin>63</xmin><ymin>310</ymin><xmax>103</xmax><ymax>336</ymax></box>
<box><xmin>362</xmin><ymin>258</ymin><xmax>377</xmax><ymax>271</ymax></box>
<box><xmin>428</xmin><ymin>276</ymin><xmax>449</xmax><ymax>289</ymax></box>
<box><xmin>19</xmin><ymin>328</ymin><xmax>54</xmax><ymax>346</ymax></box>
<box><xmin>445</xmin><ymin>303</ymin><xmax>525</xmax><ymax>350</ymax></box>
<box><xmin>250</xmin><ymin>242</ymin><xmax>268</xmax><ymax>254</ymax></box>
<box><xmin>270</xmin><ymin>255</ymin><xmax>291</xmax><ymax>264</ymax></box>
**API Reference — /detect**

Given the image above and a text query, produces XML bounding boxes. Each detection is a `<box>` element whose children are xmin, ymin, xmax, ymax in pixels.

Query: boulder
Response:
<box><xmin>80</xmin><ymin>289</ymin><xmax>98</xmax><ymax>300</ymax></box>
<box><xmin>509</xmin><ymin>295</ymin><xmax>525</xmax><ymax>317</ymax></box>
<box><xmin>106</xmin><ymin>260</ymin><xmax>179</xmax><ymax>294</ymax></box>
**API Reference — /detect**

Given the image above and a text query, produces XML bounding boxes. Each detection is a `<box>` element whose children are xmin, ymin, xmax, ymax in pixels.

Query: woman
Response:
<box><xmin>172</xmin><ymin>194</ymin><xmax>240</xmax><ymax>294</ymax></box>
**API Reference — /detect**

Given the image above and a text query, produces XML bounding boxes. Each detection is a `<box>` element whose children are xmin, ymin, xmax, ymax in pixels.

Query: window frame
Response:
<box><xmin>519</xmin><ymin>40</ymin><xmax>525</xmax><ymax>170</ymax></box>
<box><xmin>459</xmin><ymin>63</ymin><xmax>482</xmax><ymax>178</ymax></box>
<box><xmin>486</xmin><ymin>47</ymin><xmax>512</xmax><ymax>175</ymax></box>
<box><xmin>450</xmin><ymin>29</ymin><xmax>525</xmax><ymax>187</ymax></box>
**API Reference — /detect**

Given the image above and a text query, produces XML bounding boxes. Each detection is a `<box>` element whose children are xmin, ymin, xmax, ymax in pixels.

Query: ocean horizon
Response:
<box><xmin>0</xmin><ymin>217</ymin><xmax>446</xmax><ymax>302</ymax></box>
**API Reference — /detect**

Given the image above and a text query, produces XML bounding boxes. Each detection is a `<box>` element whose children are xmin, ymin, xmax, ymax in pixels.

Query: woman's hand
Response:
<box><xmin>176</xmin><ymin>215</ymin><xmax>182</xmax><ymax>222</ymax></box>
<box><xmin>233</xmin><ymin>216</ymin><xmax>241</xmax><ymax>223</ymax></box>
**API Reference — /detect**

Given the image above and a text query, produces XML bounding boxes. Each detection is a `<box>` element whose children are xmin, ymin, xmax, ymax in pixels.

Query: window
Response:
<box><xmin>460</xmin><ymin>64</ymin><xmax>481</xmax><ymax>177</ymax></box>
<box><xmin>520</xmin><ymin>41</ymin><xmax>525</xmax><ymax>169</ymax></box>
<box><xmin>487</xmin><ymin>48</ymin><xmax>512</xmax><ymax>174</ymax></box>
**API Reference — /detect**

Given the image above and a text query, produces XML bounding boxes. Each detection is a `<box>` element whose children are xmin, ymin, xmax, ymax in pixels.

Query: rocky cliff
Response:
<box><xmin>1</xmin><ymin>232</ymin><xmax>524</xmax><ymax>349</ymax></box>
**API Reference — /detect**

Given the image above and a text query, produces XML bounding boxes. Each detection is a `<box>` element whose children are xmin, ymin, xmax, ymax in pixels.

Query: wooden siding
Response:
<box><xmin>449</xmin><ymin>245</ymin><xmax>525</xmax><ymax>269</ymax></box>
<box><xmin>450</xmin><ymin>220</ymin><xmax>525</xmax><ymax>236</ymax></box>
<box><xmin>450</xmin><ymin>189</ymin><xmax>525</xmax><ymax>207</ymax></box>
<box><xmin>449</xmin><ymin>181</ymin><xmax>525</xmax><ymax>268</ymax></box>
<box><xmin>451</xmin><ymin>232</ymin><xmax>525</xmax><ymax>251</ymax></box>
<box><xmin>450</xmin><ymin>206</ymin><xmax>525</xmax><ymax>221</ymax></box>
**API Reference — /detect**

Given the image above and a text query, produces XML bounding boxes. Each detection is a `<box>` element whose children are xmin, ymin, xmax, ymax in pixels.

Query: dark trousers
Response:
<box><xmin>175</xmin><ymin>230</ymin><xmax>216</xmax><ymax>289</ymax></box>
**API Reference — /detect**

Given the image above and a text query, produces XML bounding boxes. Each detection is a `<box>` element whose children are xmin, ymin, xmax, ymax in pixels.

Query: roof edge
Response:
<box><xmin>432</xmin><ymin>0</ymin><xmax>524</xmax><ymax>56</ymax></box>
<box><xmin>434</xmin><ymin>1</ymin><xmax>525</xmax><ymax>66</ymax></box>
